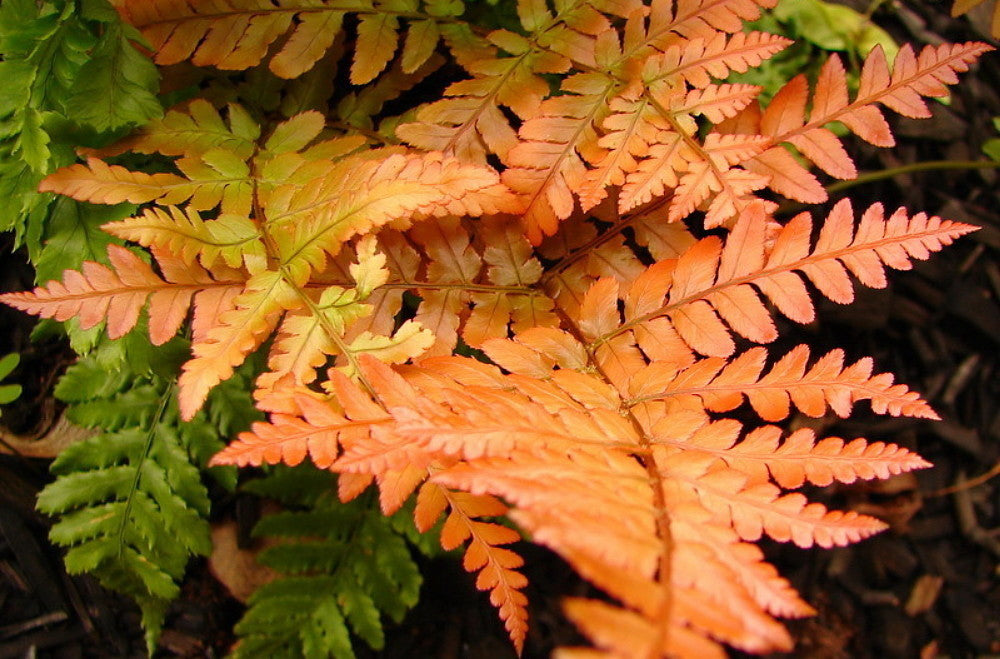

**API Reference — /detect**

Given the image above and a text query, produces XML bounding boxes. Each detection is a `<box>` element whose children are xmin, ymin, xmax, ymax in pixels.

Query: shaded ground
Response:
<box><xmin>1</xmin><ymin>1</ymin><xmax>998</xmax><ymax>657</ymax></box>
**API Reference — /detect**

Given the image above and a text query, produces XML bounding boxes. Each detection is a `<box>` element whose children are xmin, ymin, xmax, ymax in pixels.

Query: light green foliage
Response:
<box><xmin>774</xmin><ymin>0</ymin><xmax>897</xmax><ymax>59</ymax></box>
<box><xmin>0</xmin><ymin>0</ymin><xmax>160</xmax><ymax>252</ymax></box>
<box><xmin>233</xmin><ymin>467</ymin><xmax>425</xmax><ymax>658</ymax></box>
<box><xmin>0</xmin><ymin>353</ymin><xmax>22</xmax><ymax>414</ymax></box>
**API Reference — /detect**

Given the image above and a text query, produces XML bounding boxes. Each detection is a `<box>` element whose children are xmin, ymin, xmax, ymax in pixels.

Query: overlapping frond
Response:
<box><xmin>395</xmin><ymin>34</ymin><xmax>557</xmax><ymax>164</ymax></box>
<box><xmin>495</xmin><ymin>9</ymin><xmax>791</xmax><ymax>240</ymax></box>
<box><xmin>116</xmin><ymin>0</ymin><xmax>462</xmax><ymax>81</ymax></box>
<box><xmin>724</xmin><ymin>41</ymin><xmax>994</xmax><ymax>201</ymax></box>
<box><xmin>272</xmin><ymin>149</ymin><xmax>520</xmax><ymax>281</ymax></box>
<box><xmin>630</xmin><ymin>344</ymin><xmax>939</xmax><ymax>421</ymax></box>
<box><xmin>319</xmin><ymin>218</ymin><xmax>556</xmax><ymax>359</ymax></box>
<box><xmin>103</xmin><ymin>206</ymin><xmax>266</xmax><ymax>272</ymax></box>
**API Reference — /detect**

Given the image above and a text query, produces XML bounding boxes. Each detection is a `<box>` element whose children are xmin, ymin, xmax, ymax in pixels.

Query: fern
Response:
<box><xmin>232</xmin><ymin>467</ymin><xmax>424</xmax><ymax>658</ymax></box>
<box><xmin>0</xmin><ymin>0</ymin><xmax>160</xmax><ymax>250</ymax></box>
<box><xmin>1</xmin><ymin>0</ymin><xmax>993</xmax><ymax>655</ymax></box>
<box><xmin>34</xmin><ymin>337</ymin><xmax>258</xmax><ymax>651</ymax></box>
<box><xmin>36</xmin><ymin>366</ymin><xmax>207</xmax><ymax>651</ymax></box>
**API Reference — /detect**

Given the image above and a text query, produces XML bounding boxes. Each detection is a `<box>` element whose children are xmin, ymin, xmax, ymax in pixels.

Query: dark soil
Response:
<box><xmin>1</xmin><ymin>2</ymin><xmax>998</xmax><ymax>657</ymax></box>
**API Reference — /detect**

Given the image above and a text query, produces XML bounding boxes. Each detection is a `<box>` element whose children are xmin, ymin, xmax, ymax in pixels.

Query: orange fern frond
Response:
<box><xmin>669</xmin><ymin>421</ymin><xmax>931</xmax><ymax>489</ymax></box>
<box><xmin>432</xmin><ymin>486</ymin><xmax>529</xmax><ymax>654</ymax></box>
<box><xmin>0</xmin><ymin>244</ymin><xmax>245</xmax><ymax>345</ymax></box>
<box><xmin>117</xmin><ymin>0</ymin><xmax>460</xmax><ymax>81</ymax></box>
<box><xmin>502</xmin><ymin>74</ymin><xmax>615</xmax><ymax>243</ymax></box>
<box><xmin>602</xmin><ymin>200</ymin><xmax>977</xmax><ymax>361</ymax></box>
<box><xmin>642</xmin><ymin>31</ymin><xmax>792</xmax><ymax>89</ymax></box>
<box><xmin>726</xmin><ymin>41</ymin><xmax>994</xmax><ymax>201</ymax></box>
<box><xmin>210</xmin><ymin>389</ymin><xmax>388</xmax><ymax>469</ymax></box>
<box><xmin>668</xmin><ymin>460</ymin><xmax>889</xmax><ymax>548</ymax></box>
<box><xmin>396</xmin><ymin>35</ymin><xmax>556</xmax><ymax>164</ymax></box>
<box><xmin>39</xmin><ymin>156</ymin><xmax>253</xmax><ymax>216</ymax></box>
<box><xmin>630</xmin><ymin>344</ymin><xmax>938</xmax><ymax>421</ymax></box>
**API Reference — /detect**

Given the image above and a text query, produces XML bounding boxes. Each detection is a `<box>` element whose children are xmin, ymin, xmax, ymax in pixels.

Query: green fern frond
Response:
<box><xmin>36</xmin><ymin>341</ymin><xmax>259</xmax><ymax>652</ymax></box>
<box><xmin>0</xmin><ymin>0</ymin><xmax>160</xmax><ymax>248</ymax></box>
<box><xmin>37</xmin><ymin>403</ymin><xmax>210</xmax><ymax>651</ymax></box>
<box><xmin>234</xmin><ymin>469</ymin><xmax>423</xmax><ymax>658</ymax></box>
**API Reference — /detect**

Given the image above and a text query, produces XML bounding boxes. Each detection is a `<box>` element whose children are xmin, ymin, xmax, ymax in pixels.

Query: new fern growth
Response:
<box><xmin>0</xmin><ymin>0</ymin><xmax>992</xmax><ymax>655</ymax></box>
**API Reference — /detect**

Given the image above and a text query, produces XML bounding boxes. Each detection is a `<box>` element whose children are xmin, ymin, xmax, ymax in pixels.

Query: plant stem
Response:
<box><xmin>777</xmin><ymin>159</ymin><xmax>1000</xmax><ymax>215</ymax></box>
<box><xmin>117</xmin><ymin>383</ymin><xmax>174</xmax><ymax>557</ymax></box>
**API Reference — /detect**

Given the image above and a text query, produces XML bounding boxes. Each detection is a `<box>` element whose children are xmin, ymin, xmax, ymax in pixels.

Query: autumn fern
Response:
<box><xmin>1</xmin><ymin>0</ymin><xmax>993</xmax><ymax>655</ymax></box>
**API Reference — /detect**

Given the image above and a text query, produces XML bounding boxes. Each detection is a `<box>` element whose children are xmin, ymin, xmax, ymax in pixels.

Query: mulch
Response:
<box><xmin>1</xmin><ymin>1</ymin><xmax>998</xmax><ymax>657</ymax></box>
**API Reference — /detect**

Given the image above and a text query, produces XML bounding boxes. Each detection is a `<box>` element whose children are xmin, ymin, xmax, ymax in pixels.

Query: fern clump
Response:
<box><xmin>0</xmin><ymin>0</ymin><xmax>992</xmax><ymax>655</ymax></box>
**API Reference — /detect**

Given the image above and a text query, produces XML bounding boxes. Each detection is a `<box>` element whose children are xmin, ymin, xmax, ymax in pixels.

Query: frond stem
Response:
<box><xmin>549</xmin><ymin>304</ymin><xmax>675</xmax><ymax>652</ymax></box>
<box><xmin>777</xmin><ymin>159</ymin><xmax>1000</xmax><ymax>214</ymax></box>
<box><xmin>117</xmin><ymin>381</ymin><xmax>174</xmax><ymax>557</ymax></box>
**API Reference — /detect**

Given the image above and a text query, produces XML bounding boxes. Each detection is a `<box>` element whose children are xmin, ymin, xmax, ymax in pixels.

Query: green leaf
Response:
<box><xmin>234</xmin><ymin>469</ymin><xmax>423</xmax><ymax>656</ymax></box>
<box><xmin>17</xmin><ymin>107</ymin><xmax>51</xmax><ymax>171</ymax></box>
<box><xmin>0</xmin><ymin>384</ymin><xmax>20</xmax><ymax>406</ymax></box>
<box><xmin>0</xmin><ymin>61</ymin><xmax>33</xmax><ymax>117</ymax></box>
<box><xmin>984</xmin><ymin>139</ymin><xmax>1000</xmax><ymax>161</ymax></box>
<box><xmin>35</xmin><ymin>198</ymin><xmax>132</xmax><ymax>284</ymax></box>
<box><xmin>0</xmin><ymin>354</ymin><xmax>21</xmax><ymax>411</ymax></box>
<box><xmin>984</xmin><ymin>120</ymin><xmax>1000</xmax><ymax>161</ymax></box>
<box><xmin>65</xmin><ymin>22</ymin><xmax>161</xmax><ymax>131</ymax></box>
<box><xmin>0</xmin><ymin>353</ymin><xmax>19</xmax><ymax>380</ymax></box>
